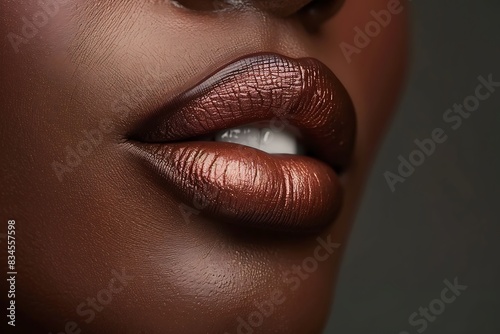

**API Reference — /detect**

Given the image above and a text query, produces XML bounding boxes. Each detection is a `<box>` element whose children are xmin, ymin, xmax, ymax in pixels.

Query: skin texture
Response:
<box><xmin>0</xmin><ymin>0</ymin><xmax>408</xmax><ymax>333</ymax></box>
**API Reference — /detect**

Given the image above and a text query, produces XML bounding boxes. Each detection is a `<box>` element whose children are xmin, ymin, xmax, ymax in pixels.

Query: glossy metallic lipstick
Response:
<box><xmin>127</xmin><ymin>53</ymin><xmax>356</xmax><ymax>232</ymax></box>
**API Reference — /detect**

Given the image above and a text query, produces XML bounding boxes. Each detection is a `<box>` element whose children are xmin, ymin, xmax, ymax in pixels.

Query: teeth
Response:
<box><xmin>215</xmin><ymin>127</ymin><xmax>261</xmax><ymax>150</ymax></box>
<box><xmin>215</xmin><ymin>126</ymin><xmax>300</xmax><ymax>154</ymax></box>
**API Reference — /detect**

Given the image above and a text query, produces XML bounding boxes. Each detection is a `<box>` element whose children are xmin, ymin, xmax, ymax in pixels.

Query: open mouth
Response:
<box><xmin>190</xmin><ymin>122</ymin><xmax>306</xmax><ymax>155</ymax></box>
<box><xmin>126</xmin><ymin>53</ymin><xmax>356</xmax><ymax>233</ymax></box>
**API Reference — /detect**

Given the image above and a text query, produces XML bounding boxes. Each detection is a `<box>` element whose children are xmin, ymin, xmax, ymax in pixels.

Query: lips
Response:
<box><xmin>127</xmin><ymin>53</ymin><xmax>356</xmax><ymax>233</ymax></box>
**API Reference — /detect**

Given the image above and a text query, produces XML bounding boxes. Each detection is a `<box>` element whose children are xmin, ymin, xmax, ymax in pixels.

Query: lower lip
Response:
<box><xmin>126</xmin><ymin>141</ymin><xmax>342</xmax><ymax>232</ymax></box>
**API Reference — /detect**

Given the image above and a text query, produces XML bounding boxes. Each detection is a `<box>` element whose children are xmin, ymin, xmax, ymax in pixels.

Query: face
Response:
<box><xmin>1</xmin><ymin>0</ymin><xmax>408</xmax><ymax>333</ymax></box>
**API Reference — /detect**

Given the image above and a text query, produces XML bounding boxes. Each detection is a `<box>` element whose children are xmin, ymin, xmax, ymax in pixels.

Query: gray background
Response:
<box><xmin>325</xmin><ymin>1</ymin><xmax>500</xmax><ymax>333</ymax></box>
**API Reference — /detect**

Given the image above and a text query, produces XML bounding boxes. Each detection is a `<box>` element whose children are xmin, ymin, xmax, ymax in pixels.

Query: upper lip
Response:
<box><xmin>127</xmin><ymin>53</ymin><xmax>356</xmax><ymax>233</ymax></box>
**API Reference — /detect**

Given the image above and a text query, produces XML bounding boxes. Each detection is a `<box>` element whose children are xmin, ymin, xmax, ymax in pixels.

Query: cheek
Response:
<box><xmin>314</xmin><ymin>0</ymin><xmax>409</xmax><ymax>251</ymax></box>
<box><xmin>0</xmin><ymin>1</ymin><xmax>409</xmax><ymax>332</ymax></box>
<box><xmin>322</xmin><ymin>0</ymin><xmax>410</xmax><ymax>159</ymax></box>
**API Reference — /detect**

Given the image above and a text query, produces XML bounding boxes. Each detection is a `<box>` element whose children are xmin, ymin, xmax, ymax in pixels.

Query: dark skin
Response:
<box><xmin>1</xmin><ymin>0</ymin><xmax>408</xmax><ymax>333</ymax></box>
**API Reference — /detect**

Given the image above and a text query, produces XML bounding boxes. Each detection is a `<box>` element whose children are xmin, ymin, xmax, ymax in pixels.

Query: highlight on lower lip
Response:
<box><xmin>126</xmin><ymin>141</ymin><xmax>342</xmax><ymax>232</ymax></box>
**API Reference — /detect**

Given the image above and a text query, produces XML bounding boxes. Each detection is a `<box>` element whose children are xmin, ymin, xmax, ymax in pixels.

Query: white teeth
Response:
<box><xmin>259</xmin><ymin>128</ymin><xmax>299</xmax><ymax>154</ymax></box>
<box><xmin>215</xmin><ymin>127</ymin><xmax>261</xmax><ymax>150</ymax></box>
<box><xmin>215</xmin><ymin>126</ymin><xmax>299</xmax><ymax>154</ymax></box>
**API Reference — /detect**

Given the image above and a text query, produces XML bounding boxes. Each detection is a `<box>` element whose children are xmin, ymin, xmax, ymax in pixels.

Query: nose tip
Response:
<box><xmin>251</xmin><ymin>0</ymin><xmax>315</xmax><ymax>17</ymax></box>
<box><xmin>172</xmin><ymin>0</ymin><xmax>316</xmax><ymax>17</ymax></box>
<box><xmin>172</xmin><ymin>0</ymin><xmax>344</xmax><ymax>32</ymax></box>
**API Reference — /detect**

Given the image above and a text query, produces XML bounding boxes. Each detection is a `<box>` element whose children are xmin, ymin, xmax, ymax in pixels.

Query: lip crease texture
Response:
<box><xmin>127</xmin><ymin>53</ymin><xmax>356</xmax><ymax>232</ymax></box>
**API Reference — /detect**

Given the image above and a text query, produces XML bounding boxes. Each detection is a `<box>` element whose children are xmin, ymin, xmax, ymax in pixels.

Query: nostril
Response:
<box><xmin>298</xmin><ymin>0</ymin><xmax>344</xmax><ymax>32</ymax></box>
